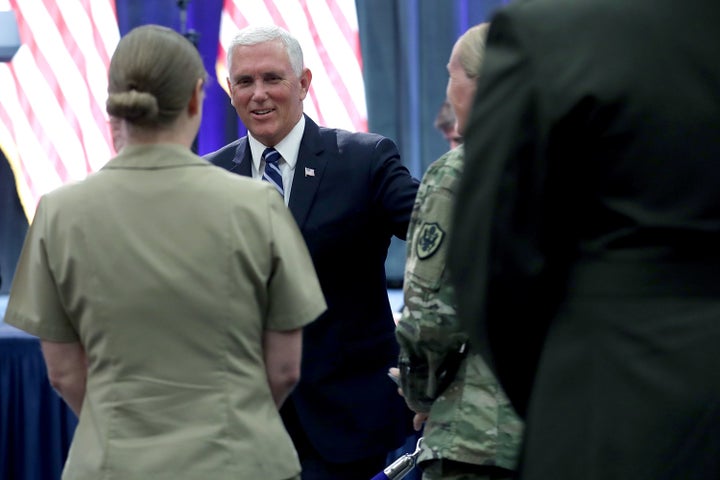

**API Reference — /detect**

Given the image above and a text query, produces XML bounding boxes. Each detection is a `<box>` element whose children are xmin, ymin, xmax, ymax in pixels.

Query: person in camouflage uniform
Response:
<box><xmin>395</xmin><ymin>23</ymin><xmax>523</xmax><ymax>480</ymax></box>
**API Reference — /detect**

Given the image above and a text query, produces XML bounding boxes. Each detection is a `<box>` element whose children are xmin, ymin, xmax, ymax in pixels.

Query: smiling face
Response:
<box><xmin>226</xmin><ymin>39</ymin><xmax>311</xmax><ymax>147</ymax></box>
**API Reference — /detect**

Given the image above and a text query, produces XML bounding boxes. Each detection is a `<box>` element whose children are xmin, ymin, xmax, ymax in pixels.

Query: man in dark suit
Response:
<box><xmin>449</xmin><ymin>0</ymin><xmax>720</xmax><ymax>479</ymax></box>
<box><xmin>204</xmin><ymin>24</ymin><xmax>418</xmax><ymax>480</ymax></box>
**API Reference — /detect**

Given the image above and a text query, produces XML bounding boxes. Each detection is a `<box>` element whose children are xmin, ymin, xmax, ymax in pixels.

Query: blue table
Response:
<box><xmin>0</xmin><ymin>295</ymin><xmax>77</xmax><ymax>480</ymax></box>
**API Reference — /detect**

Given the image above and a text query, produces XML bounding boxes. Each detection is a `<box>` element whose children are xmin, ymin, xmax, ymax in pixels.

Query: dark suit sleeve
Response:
<box><xmin>369</xmin><ymin>137</ymin><xmax>420</xmax><ymax>240</ymax></box>
<box><xmin>448</xmin><ymin>10</ymin><xmax>572</xmax><ymax>417</ymax></box>
<box><xmin>202</xmin><ymin>140</ymin><xmax>243</xmax><ymax>173</ymax></box>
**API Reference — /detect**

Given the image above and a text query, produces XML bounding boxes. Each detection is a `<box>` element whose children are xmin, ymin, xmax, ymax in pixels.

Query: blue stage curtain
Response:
<box><xmin>356</xmin><ymin>0</ymin><xmax>507</xmax><ymax>178</ymax></box>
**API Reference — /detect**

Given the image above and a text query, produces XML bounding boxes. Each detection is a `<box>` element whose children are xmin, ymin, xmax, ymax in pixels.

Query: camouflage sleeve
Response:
<box><xmin>396</xmin><ymin>302</ymin><xmax>468</xmax><ymax>413</ymax></box>
<box><xmin>395</xmin><ymin>148</ymin><xmax>468</xmax><ymax>413</ymax></box>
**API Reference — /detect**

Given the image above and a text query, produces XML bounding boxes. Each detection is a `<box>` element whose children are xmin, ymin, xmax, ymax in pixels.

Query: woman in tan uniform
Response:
<box><xmin>5</xmin><ymin>25</ymin><xmax>326</xmax><ymax>480</ymax></box>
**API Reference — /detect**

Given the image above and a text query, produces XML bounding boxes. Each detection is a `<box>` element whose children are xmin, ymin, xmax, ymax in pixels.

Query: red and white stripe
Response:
<box><xmin>0</xmin><ymin>0</ymin><xmax>119</xmax><ymax>221</ymax></box>
<box><xmin>217</xmin><ymin>0</ymin><xmax>367</xmax><ymax>133</ymax></box>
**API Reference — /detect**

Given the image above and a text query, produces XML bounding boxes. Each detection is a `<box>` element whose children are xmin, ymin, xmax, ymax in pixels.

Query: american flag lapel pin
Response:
<box><xmin>304</xmin><ymin>167</ymin><xmax>315</xmax><ymax>177</ymax></box>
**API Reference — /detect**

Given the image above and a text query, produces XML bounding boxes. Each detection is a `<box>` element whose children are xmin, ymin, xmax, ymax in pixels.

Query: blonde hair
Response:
<box><xmin>456</xmin><ymin>23</ymin><xmax>490</xmax><ymax>79</ymax></box>
<box><xmin>106</xmin><ymin>25</ymin><xmax>207</xmax><ymax>127</ymax></box>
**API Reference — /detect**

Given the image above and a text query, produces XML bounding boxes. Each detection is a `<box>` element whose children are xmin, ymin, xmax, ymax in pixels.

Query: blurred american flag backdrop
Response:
<box><xmin>0</xmin><ymin>0</ymin><xmax>120</xmax><ymax>221</ymax></box>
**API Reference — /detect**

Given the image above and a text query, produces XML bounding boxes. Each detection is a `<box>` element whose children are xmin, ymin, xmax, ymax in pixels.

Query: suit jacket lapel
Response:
<box><xmin>289</xmin><ymin>116</ymin><xmax>328</xmax><ymax>228</ymax></box>
<box><xmin>232</xmin><ymin>139</ymin><xmax>253</xmax><ymax>177</ymax></box>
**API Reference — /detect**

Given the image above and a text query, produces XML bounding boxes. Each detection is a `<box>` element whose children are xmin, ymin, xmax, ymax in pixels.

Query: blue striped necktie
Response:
<box><xmin>261</xmin><ymin>147</ymin><xmax>284</xmax><ymax>197</ymax></box>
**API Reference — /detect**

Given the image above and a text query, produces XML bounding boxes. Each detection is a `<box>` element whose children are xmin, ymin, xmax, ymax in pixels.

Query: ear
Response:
<box><xmin>299</xmin><ymin>68</ymin><xmax>312</xmax><ymax>101</ymax></box>
<box><xmin>188</xmin><ymin>78</ymin><xmax>204</xmax><ymax>117</ymax></box>
<box><xmin>226</xmin><ymin>77</ymin><xmax>234</xmax><ymax>104</ymax></box>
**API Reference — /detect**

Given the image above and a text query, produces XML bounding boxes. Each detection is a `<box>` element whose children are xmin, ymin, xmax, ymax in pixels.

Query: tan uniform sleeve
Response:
<box><xmin>5</xmin><ymin>197</ymin><xmax>79</xmax><ymax>342</ymax></box>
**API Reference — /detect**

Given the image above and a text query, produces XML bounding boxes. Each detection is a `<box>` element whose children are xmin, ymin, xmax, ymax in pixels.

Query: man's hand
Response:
<box><xmin>413</xmin><ymin>412</ymin><xmax>429</xmax><ymax>431</ymax></box>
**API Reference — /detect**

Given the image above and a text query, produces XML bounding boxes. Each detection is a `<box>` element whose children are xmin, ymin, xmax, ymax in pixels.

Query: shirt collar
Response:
<box><xmin>248</xmin><ymin>115</ymin><xmax>305</xmax><ymax>172</ymax></box>
<box><xmin>102</xmin><ymin>143</ymin><xmax>207</xmax><ymax>170</ymax></box>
